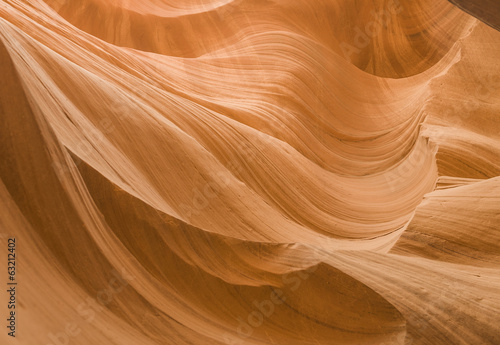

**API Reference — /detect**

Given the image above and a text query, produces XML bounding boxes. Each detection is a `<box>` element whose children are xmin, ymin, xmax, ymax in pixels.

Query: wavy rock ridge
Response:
<box><xmin>0</xmin><ymin>0</ymin><xmax>499</xmax><ymax>344</ymax></box>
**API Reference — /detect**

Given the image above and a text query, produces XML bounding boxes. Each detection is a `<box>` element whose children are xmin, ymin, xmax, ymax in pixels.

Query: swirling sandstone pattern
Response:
<box><xmin>0</xmin><ymin>0</ymin><xmax>499</xmax><ymax>344</ymax></box>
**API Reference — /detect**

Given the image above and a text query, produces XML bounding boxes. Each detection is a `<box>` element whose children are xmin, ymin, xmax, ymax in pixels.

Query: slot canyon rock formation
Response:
<box><xmin>0</xmin><ymin>0</ymin><xmax>499</xmax><ymax>344</ymax></box>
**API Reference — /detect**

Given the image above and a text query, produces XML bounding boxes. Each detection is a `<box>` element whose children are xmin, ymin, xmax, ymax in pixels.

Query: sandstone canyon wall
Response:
<box><xmin>0</xmin><ymin>0</ymin><xmax>499</xmax><ymax>344</ymax></box>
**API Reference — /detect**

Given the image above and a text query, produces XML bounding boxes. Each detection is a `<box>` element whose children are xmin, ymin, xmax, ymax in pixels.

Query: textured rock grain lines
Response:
<box><xmin>0</xmin><ymin>0</ymin><xmax>499</xmax><ymax>344</ymax></box>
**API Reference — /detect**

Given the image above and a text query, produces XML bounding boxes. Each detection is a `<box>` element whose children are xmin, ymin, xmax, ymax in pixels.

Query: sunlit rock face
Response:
<box><xmin>0</xmin><ymin>0</ymin><xmax>499</xmax><ymax>344</ymax></box>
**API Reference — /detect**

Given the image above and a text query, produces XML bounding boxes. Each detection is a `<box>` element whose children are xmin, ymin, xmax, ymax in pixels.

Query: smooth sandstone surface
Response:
<box><xmin>0</xmin><ymin>0</ymin><xmax>499</xmax><ymax>344</ymax></box>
